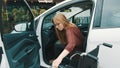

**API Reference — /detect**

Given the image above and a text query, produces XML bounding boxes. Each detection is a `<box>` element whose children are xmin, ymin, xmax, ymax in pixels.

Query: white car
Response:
<box><xmin>0</xmin><ymin>0</ymin><xmax>120</xmax><ymax>68</ymax></box>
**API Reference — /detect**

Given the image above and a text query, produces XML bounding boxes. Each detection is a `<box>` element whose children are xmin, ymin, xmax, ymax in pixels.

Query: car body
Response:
<box><xmin>0</xmin><ymin>0</ymin><xmax>120</xmax><ymax>68</ymax></box>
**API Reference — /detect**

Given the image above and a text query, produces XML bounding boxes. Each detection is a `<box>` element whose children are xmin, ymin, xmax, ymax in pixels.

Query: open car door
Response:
<box><xmin>1</xmin><ymin>0</ymin><xmax>40</xmax><ymax>68</ymax></box>
<box><xmin>2</xmin><ymin>32</ymin><xmax>40</xmax><ymax>68</ymax></box>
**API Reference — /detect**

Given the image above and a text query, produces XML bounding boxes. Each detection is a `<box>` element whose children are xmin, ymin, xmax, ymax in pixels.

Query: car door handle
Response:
<box><xmin>29</xmin><ymin>34</ymin><xmax>38</xmax><ymax>38</ymax></box>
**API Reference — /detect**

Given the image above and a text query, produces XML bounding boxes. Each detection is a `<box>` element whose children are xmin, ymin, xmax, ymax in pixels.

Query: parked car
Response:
<box><xmin>0</xmin><ymin>0</ymin><xmax>120</xmax><ymax>68</ymax></box>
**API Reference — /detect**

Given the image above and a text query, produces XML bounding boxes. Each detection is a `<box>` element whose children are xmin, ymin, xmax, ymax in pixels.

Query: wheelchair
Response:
<box><xmin>57</xmin><ymin>43</ymin><xmax>112</xmax><ymax>68</ymax></box>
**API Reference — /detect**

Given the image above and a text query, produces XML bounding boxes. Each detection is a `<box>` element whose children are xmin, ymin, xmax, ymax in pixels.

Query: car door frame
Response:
<box><xmin>36</xmin><ymin>0</ymin><xmax>94</xmax><ymax>67</ymax></box>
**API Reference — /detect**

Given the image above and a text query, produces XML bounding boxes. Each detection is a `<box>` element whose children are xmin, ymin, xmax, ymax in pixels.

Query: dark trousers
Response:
<box><xmin>54</xmin><ymin>40</ymin><xmax>65</xmax><ymax>58</ymax></box>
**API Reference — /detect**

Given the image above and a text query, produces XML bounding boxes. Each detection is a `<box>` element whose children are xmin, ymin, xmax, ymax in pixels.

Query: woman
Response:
<box><xmin>52</xmin><ymin>13</ymin><xmax>84</xmax><ymax>68</ymax></box>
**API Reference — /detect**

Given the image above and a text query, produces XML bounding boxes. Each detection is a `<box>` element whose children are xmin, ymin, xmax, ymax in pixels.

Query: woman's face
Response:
<box><xmin>53</xmin><ymin>13</ymin><xmax>67</xmax><ymax>31</ymax></box>
<box><xmin>54</xmin><ymin>21</ymin><xmax>64</xmax><ymax>31</ymax></box>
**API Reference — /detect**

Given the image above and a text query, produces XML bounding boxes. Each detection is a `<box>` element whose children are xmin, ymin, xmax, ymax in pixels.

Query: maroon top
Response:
<box><xmin>65</xmin><ymin>26</ymin><xmax>84</xmax><ymax>54</ymax></box>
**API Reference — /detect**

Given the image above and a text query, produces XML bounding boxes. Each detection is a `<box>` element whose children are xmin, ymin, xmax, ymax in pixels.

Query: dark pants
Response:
<box><xmin>54</xmin><ymin>40</ymin><xmax>65</xmax><ymax>58</ymax></box>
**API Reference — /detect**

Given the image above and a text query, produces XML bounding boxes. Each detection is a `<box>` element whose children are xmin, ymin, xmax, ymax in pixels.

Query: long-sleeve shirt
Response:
<box><xmin>65</xmin><ymin>26</ymin><xmax>84</xmax><ymax>54</ymax></box>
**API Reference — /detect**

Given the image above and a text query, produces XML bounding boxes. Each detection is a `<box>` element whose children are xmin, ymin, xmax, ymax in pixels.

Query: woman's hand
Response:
<box><xmin>52</xmin><ymin>58</ymin><xmax>62</xmax><ymax>68</ymax></box>
<box><xmin>52</xmin><ymin>49</ymin><xmax>69</xmax><ymax>68</ymax></box>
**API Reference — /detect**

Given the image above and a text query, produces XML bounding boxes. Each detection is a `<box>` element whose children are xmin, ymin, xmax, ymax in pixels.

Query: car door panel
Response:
<box><xmin>2</xmin><ymin>31</ymin><xmax>40</xmax><ymax>68</ymax></box>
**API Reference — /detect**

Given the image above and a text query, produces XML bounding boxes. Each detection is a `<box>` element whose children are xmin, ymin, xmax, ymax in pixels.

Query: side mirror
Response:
<box><xmin>14</xmin><ymin>23</ymin><xmax>27</xmax><ymax>32</ymax></box>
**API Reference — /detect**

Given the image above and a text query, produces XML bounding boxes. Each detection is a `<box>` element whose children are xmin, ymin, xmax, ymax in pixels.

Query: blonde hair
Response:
<box><xmin>52</xmin><ymin>13</ymin><xmax>75</xmax><ymax>44</ymax></box>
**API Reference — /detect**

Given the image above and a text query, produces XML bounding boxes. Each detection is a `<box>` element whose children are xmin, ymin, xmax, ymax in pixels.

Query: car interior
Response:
<box><xmin>41</xmin><ymin>1</ymin><xmax>93</xmax><ymax>67</ymax></box>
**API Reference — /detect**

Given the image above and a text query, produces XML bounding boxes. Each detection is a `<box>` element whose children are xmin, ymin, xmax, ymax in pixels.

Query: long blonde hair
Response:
<box><xmin>52</xmin><ymin>13</ymin><xmax>75</xmax><ymax>44</ymax></box>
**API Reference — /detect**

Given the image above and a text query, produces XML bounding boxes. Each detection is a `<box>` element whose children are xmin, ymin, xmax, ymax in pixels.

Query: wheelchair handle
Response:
<box><xmin>102</xmin><ymin>43</ymin><xmax>113</xmax><ymax>48</ymax></box>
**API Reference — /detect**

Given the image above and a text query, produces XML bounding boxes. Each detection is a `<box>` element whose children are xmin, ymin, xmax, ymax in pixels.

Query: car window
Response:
<box><xmin>71</xmin><ymin>9</ymin><xmax>91</xmax><ymax>28</ymax></box>
<box><xmin>101</xmin><ymin>0</ymin><xmax>120</xmax><ymax>28</ymax></box>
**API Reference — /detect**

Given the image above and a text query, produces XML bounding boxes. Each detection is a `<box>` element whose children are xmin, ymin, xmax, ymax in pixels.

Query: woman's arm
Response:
<box><xmin>57</xmin><ymin>49</ymin><xmax>69</xmax><ymax>61</ymax></box>
<box><xmin>52</xmin><ymin>49</ymin><xmax>69</xmax><ymax>68</ymax></box>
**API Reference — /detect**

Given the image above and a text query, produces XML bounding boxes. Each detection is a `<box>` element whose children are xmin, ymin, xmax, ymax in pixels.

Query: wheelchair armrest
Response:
<box><xmin>70</xmin><ymin>51</ymin><xmax>98</xmax><ymax>61</ymax></box>
<box><xmin>70</xmin><ymin>51</ymin><xmax>83</xmax><ymax>60</ymax></box>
